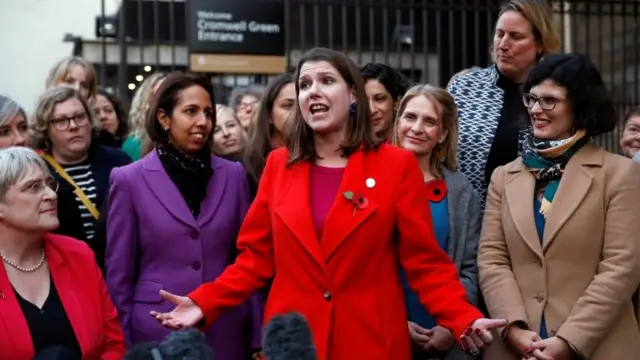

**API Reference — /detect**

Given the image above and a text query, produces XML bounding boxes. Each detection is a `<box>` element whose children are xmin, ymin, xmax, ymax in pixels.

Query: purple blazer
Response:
<box><xmin>105</xmin><ymin>151</ymin><xmax>263</xmax><ymax>359</ymax></box>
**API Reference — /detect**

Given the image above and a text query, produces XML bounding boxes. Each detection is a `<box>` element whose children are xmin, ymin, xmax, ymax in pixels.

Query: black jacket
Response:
<box><xmin>46</xmin><ymin>144</ymin><xmax>131</xmax><ymax>272</ymax></box>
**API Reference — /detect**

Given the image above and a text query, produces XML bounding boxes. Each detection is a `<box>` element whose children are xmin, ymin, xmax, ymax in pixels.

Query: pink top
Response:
<box><xmin>310</xmin><ymin>164</ymin><xmax>345</xmax><ymax>239</ymax></box>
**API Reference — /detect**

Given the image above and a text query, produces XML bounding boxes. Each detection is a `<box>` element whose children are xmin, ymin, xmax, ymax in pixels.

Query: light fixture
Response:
<box><xmin>144</xmin><ymin>65</ymin><xmax>152</xmax><ymax>72</ymax></box>
<box><xmin>128</xmin><ymin>83</ymin><xmax>136</xmax><ymax>90</ymax></box>
<box><xmin>136</xmin><ymin>75</ymin><xmax>144</xmax><ymax>82</ymax></box>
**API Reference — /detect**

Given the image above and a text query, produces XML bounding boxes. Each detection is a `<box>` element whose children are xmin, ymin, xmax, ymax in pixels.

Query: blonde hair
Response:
<box><xmin>30</xmin><ymin>87</ymin><xmax>99</xmax><ymax>152</ymax></box>
<box><xmin>393</xmin><ymin>84</ymin><xmax>458</xmax><ymax>179</ymax></box>
<box><xmin>213</xmin><ymin>104</ymin><xmax>247</xmax><ymax>154</ymax></box>
<box><xmin>45</xmin><ymin>56</ymin><xmax>98</xmax><ymax>101</ymax></box>
<box><xmin>215</xmin><ymin>104</ymin><xmax>240</xmax><ymax>125</ymax></box>
<box><xmin>129</xmin><ymin>73</ymin><xmax>167</xmax><ymax>138</ymax></box>
<box><xmin>494</xmin><ymin>0</ymin><xmax>560</xmax><ymax>57</ymax></box>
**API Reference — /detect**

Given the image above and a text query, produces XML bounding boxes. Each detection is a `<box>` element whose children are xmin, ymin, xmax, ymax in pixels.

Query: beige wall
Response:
<box><xmin>0</xmin><ymin>0</ymin><xmax>121</xmax><ymax>113</ymax></box>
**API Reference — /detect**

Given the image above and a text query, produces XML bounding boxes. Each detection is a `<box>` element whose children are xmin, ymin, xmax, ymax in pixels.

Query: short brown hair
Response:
<box><xmin>31</xmin><ymin>87</ymin><xmax>99</xmax><ymax>152</ymax></box>
<box><xmin>393</xmin><ymin>84</ymin><xmax>459</xmax><ymax>179</ymax></box>
<box><xmin>287</xmin><ymin>47</ymin><xmax>381</xmax><ymax>165</ymax></box>
<box><xmin>142</xmin><ymin>72</ymin><xmax>216</xmax><ymax>155</ymax></box>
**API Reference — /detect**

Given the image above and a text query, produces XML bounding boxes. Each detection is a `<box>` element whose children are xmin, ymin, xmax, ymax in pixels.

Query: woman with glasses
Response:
<box><xmin>30</xmin><ymin>87</ymin><xmax>131</xmax><ymax>271</ymax></box>
<box><xmin>228</xmin><ymin>86</ymin><xmax>265</xmax><ymax>131</ymax></box>
<box><xmin>0</xmin><ymin>147</ymin><xmax>125</xmax><ymax>359</ymax></box>
<box><xmin>477</xmin><ymin>53</ymin><xmax>640</xmax><ymax>360</ymax></box>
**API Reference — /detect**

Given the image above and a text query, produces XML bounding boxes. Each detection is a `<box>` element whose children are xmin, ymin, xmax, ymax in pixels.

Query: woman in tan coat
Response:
<box><xmin>478</xmin><ymin>53</ymin><xmax>640</xmax><ymax>360</ymax></box>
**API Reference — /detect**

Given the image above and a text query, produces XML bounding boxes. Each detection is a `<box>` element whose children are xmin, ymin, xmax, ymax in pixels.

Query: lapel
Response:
<box><xmin>142</xmin><ymin>151</ymin><xmax>198</xmax><ymax>229</ymax></box>
<box><xmin>196</xmin><ymin>157</ymin><xmax>226</xmax><ymax>227</ymax></box>
<box><xmin>442</xmin><ymin>168</ymin><xmax>462</xmax><ymax>266</ymax></box>
<box><xmin>320</xmin><ymin>150</ymin><xmax>379</xmax><ymax>261</ymax></box>
<box><xmin>0</xmin><ymin>259</ymin><xmax>34</xmax><ymax>357</ymax></box>
<box><xmin>542</xmin><ymin>143</ymin><xmax>600</xmax><ymax>250</ymax></box>
<box><xmin>504</xmin><ymin>159</ymin><xmax>543</xmax><ymax>259</ymax></box>
<box><xmin>89</xmin><ymin>146</ymin><xmax>109</xmax><ymax>207</ymax></box>
<box><xmin>46</xmin><ymin>236</ymin><xmax>91</xmax><ymax>355</ymax></box>
<box><xmin>274</xmin><ymin>160</ymin><xmax>325</xmax><ymax>270</ymax></box>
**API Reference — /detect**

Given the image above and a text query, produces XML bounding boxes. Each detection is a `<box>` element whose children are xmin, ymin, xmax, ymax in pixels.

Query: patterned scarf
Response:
<box><xmin>521</xmin><ymin>127</ymin><xmax>588</xmax><ymax>219</ymax></box>
<box><xmin>155</xmin><ymin>141</ymin><xmax>213</xmax><ymax>217</ymax></box>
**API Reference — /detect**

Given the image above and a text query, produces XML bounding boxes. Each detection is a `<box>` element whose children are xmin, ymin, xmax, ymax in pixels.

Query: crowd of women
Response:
<box><xmin>1</xmin><ymin>0</ymin><xmax>640</xmax><ymax>359</ymax></box>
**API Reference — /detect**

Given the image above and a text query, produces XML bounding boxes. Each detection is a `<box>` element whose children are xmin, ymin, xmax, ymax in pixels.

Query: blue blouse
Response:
<box><xmin>400</xmin><ymin>195</ymin><xmax>450</xmax><ymax>329</ymax></box>
<box><xmin>534</xmin><ymin>197</ymin><xmax>549</xmax><ymax>339</ymax></box>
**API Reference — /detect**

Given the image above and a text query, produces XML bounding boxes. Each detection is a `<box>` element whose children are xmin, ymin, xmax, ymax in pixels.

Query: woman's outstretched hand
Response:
<box><xmin>149</xmin><ymin>290</ymin><xmax>204</xmax><ymax>330</ymax></box>
<box><xmin>460</xmin><ymin>318</ymin><xmax>508</xmax><ymax>356</ymax></box>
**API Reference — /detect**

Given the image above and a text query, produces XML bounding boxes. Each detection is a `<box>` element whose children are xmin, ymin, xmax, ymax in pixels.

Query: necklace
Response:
<box><xmin>0</xmin><ymin>248</ymin><xmax>46</xmax><ymax>272</ymax></box>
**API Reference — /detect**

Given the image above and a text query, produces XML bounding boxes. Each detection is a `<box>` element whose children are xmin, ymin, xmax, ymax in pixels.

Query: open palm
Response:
<box><xmin>150</xmin><ymin>290</ymin><xmax>204</xmax><ymax>330</ymax></box>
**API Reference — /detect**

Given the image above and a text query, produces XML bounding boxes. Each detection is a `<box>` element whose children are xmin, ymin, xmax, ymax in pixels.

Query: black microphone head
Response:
<box><xmin>124</xmin><ymin>342</ymin><xmax>161</xmax><ymax>360</ymax></box>
<box><xmin>159</xmin><ymin>328</ymin><xmax>213</xmax><ymax>360</ymax></box>
<box><xmin>262</xmin><ymin>312</ymin><xmax>317</xmax><ymax>360</ymax></box>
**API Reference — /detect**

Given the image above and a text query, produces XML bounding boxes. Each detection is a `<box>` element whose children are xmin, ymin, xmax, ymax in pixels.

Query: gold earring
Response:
<box><xmin>436</xmin><ymin>144</ymin><xmax>445</xmax><ymax>160</ymax></box>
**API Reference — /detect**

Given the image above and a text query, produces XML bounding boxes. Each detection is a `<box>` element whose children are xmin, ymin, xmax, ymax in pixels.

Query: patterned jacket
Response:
<box><xmin>447</xmin><ymin>65</ymin><xmax>525</xmax><ymax>208</ymax></box>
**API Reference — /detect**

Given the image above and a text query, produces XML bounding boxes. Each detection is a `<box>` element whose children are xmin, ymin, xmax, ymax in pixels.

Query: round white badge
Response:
<box><xmin>366</xmin><ymin>178</ymin><xmax>376</xmax><ymax>189</ymax></box>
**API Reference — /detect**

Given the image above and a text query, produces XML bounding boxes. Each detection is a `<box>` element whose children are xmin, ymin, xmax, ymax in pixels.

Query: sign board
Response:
<box><xmin>186</xmin><ymin>0</ymin><xmax>286</xmax><ymax>74</ymax></box>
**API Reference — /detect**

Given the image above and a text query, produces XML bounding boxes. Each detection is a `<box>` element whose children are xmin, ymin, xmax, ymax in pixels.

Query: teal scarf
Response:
<box><xmin>522</xmin><ymin>129</ymin><xmax>588</xmax><ymax>218</ymax></box>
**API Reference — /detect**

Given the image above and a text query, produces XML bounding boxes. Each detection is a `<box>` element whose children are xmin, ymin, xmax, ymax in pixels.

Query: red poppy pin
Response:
<box><xmin>425</xmin><ymin>179</ymin><xmax>447</xmax><ymax>202</ymax></box>
<box><xmin>343</xmin><ymin>190</ymin><xmax>369</xmax><ymax>216</ymax></box>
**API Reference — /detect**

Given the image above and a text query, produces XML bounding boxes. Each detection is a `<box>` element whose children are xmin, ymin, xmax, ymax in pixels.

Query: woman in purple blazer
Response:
<box><xmin>105</xmin><ymin>73</ymin><xmax>263</xmax><ymax>359</ymax></box>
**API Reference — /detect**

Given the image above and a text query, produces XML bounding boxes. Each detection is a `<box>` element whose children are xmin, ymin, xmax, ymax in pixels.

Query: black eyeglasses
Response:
<box><xmin>48</xmin><ymin>112</ymin><xmax>89</xmax><ymax>131</ymax></box>
<box><xmin>522</xmin><ymin>93</ymin><xmax>565</xmax><ymax>111</ymax></box>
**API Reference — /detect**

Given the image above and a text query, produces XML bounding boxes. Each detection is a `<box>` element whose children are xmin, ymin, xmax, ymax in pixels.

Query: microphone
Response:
<box><xmin>262</xmin><ymin>312</ymin><xmax>317</xmax><ymax>360</ymax></box>
<box><xmin>124</xmin><ymin>328</ymin><xmax>213</xmax><ymax>360</ymax></box>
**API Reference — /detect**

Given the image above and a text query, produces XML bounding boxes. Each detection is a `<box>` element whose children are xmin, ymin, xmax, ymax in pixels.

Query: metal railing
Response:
<box><xmin>87</xmin><ymin>0</ymin><xmax>640</xmax><ymax>152</ymax></box>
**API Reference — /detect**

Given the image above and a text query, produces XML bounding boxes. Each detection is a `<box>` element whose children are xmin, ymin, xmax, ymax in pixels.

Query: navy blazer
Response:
<box><xmin>46</xmin><ymin>144</ymin><xmax>131</xmax><ymax>269</ymax></box>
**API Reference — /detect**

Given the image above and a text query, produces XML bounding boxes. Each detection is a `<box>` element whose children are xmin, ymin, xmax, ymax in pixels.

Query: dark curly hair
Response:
<box><xmin>521</xmin><ymin>52</ymin><xmax>616</xmax><ymax>138</ymax></box>
<box><xmin>360</xmin><ymin>63</ymin><xmax>410</xmax><ymax>101</ymax></box>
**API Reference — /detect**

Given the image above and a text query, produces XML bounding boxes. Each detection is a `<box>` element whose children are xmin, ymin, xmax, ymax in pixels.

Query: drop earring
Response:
<box><xmin>349</xmin><ymin>102</ymin><xmax>357</xmax><ymax>116</ymax></box>
<box><xmin>436</xmin><ymin>143</ymin><xmax>445</xmax><ymax>161</ymax></box>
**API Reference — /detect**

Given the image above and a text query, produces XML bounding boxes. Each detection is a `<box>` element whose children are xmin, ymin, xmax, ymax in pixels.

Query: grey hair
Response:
<box><xmin>30</xmin><ymin>87</ymin><xmax>99</xmax><ymax>151</ymax></box>
<box><xmin>228</xmin><ymin>85</ymin><xmax>265</xmax><ymax>109</ymax></box>
<box><xmin>0</xmin><ymin>147</ymin><xmax>50</xmax><ymax>201</ymax></box>
<box><xmin>0</xmin><ymin>95</ymin><xmax>27</xmax><ymax>127</ymax></box>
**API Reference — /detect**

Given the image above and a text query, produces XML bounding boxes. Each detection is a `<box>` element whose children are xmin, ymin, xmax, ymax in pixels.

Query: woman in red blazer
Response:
<box><xmin>0</xmin><ymin>147</ymin><xmax>125</xmax><ymax>360</ymax></box>
<box><xmin>152</xmin><ymin>48</ymin><xmax>505</xmax><ymax>360</ymax></box>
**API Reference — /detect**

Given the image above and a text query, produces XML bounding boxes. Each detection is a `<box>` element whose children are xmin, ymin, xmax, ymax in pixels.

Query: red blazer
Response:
<box><xmin>190</xmin><ymin>145</ymin><xmax>482</xmax><ymax>360</ymax></box>
<box><xmin>0</xmin><ymin>233</ymin><xmax>125</xmax><ymax>360</ymax></box>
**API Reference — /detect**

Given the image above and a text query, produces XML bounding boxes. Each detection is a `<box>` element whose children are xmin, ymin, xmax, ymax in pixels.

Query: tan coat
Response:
<box><xmin>478</xmin><ymin>143</ymin><xmax>640</xmax><ymax>360</ymax></box>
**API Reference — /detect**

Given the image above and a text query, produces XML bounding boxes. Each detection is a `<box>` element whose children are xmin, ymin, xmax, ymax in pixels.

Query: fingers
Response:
<box><xmin>474</xmin><ymin>328</ymin><xmax>494</xmax><ymax>345</ymax></box>
<box><xmin>467</xmin><ymin>332</ymin><xmax>487</xmax><ymax>350</ymax></box>
<box><xmin>421</xmin><ymin>327</ymin><xmax>434</xmax><ymax>336</ymax></box>
<box><xmin>161</xmin><ymin>318</ymin><xmax>183</xmax><ymax>330</ymax></box>
<box><xmin>150</xmin><ymin>311</ymin><xmax>172</xmax><ymax>322</ymax></box>
<box><xmin>408</xmin><ymin>322</ymin><xmax>431</xmax><ymax>344</ymax></box>
<box><xmin>532</xmin><ymin>349</ymin><xmax>553</xmax><ymax>360</ymax></box>
<box><xmin>461</xmin><ymin>335</ymin><xmax>480</xmax><ymax>355</ymax></box>
<box><xmin>159</xmin><ymin>289</ymin><xmax>182</xmax><ymax>304</ymax></box>
<box><xmin>528</xmin><ymin>340</ymin><xmax>547</xmax><ymax>351</ymax></box>
<box><xmin>479</xmin><ymin>318</ymin><xmax>509</xmax><ymax>330</ymax></box>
